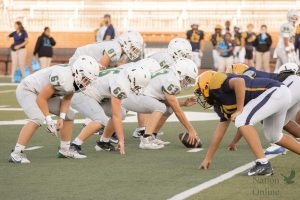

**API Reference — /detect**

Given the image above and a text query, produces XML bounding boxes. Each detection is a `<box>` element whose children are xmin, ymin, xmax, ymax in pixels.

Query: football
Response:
<box><xmin>179</xmin><ymin>132</ymin><xmax>202</xmax><ymax>148</ymax></box>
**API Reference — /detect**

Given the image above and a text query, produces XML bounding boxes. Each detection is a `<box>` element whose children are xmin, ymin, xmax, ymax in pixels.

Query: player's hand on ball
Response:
<box><xmin>200</xmin><ymin>159</ymin><xmax>211</xmax><ymax>170</ymax></box>
<box><xmin>228</xmin><ymin>143</ymin><xmax>238</xmax><ymax>151</ymax></box>
<box><xmin>45</xmin><ymin>115</ymin><xmax>58</xmax><ymax>137</ymax></box>
<box><xmin>187</xmin><ymin>131</ymin><xmax>198</xmax><ymax>144</ymax></box>
<box><xmin>117</xmin><ymin>141</ymin><xmax>125</xmax><ymax>155</ymax></box>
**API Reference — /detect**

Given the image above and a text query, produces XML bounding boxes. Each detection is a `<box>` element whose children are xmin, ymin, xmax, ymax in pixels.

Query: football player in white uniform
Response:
<box><xmin>69</xmin><ymin>30</ymin><xmax>144</xmax><ymax>69</ymax></box>
<box><xmin>70</xmin><ymin>62</ymin><xmax>152</xmax><ymax>155</ymax></box>
<box><xmin>9</xmin><ymin>56</ymin><xmax>99</xmax><ymax>163</ymax></box>
<box><xmin>122</xmin><ymin>58</ymin><xmax>200</xmax><ymax>149</ymax></box>
<box><xmin>132</xmin><ymin>38</ymin><xmax>193</xmax><ymax>137</ymax></box>
<box><xmin>274</xmin><ymin>9</ymin><xmax>299</xmax><ymax>69</ymax></box>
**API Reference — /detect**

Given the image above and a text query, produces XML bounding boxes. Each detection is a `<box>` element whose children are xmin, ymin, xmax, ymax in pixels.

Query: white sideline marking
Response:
<box><xmin>186</xmin><ymin>148</ymin><xmax>204</xmax><ymax>153</ymax></box>
<box><xmin>0</xmin><ymin>108</ymin><xmax>23</xmax><ymax>111</ymax></box>
<box><xmin>0</xmin><ymin>83</ymin><xmax>18</xmax><ymax>86</ymax></box>
<box><xmin>168</xmin><ymin>154</ymin><xmax>280</xmax><ymax>200</ymax></box>
<box><xmin>24</xmin><ymin>146</ymin><xmax>44</xmax><ymax>151</ymax></box>
<box><xmin>0</xmin><ymin>105</ymin><xmax>8</xmax><ymax>108</ymax></box>
<box><xmin>0</xmin><ymin>90</ymin><xmax>15</xmax><ymax>94</ymax></box>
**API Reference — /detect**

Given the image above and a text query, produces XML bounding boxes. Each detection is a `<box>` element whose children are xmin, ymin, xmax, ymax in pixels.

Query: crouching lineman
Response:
<box><xmin>132</xmin><ymin>38</ymin><xmax>193</xmax><ymax>137</ymax></box>
<box><xmin>9</xmin><ymin>56</ymin><xmax>100</xmax><ymax>163</ymax></box>
<box><xmin>70</xmin><ymin>61</ymin><xmax>152</xmax><ymax>155</ymax></box>
<box><xmin>69</xmin><ymin>30</ymin><xmax>144</xmax><ymax>69</ymax></box>
<box><xmin>122</xmin><ymin>58</ymin><xmax>200</xmax><ymax>149</ymax></box>
<box><xmin>194</xmin><ymin>71</ymin><xmax>300</xmax><ymax>176</ymax></box>
<box><xmin>225</xmin><ymin>63</ymin><xmax>300</xmax><ymax>152</ymax></box>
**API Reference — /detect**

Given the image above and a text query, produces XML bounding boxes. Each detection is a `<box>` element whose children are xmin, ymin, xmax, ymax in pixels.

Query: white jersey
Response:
<box><xmin>149</xmin><ymin>51</ymin><xmax>175</xmax><ymax>69</ymax></box>
<box><xmin>276</xmin><ymin>22</ymin><xmax>295</xmax><ymax>49</ymax></box>
<box><xmin>22</xmin><ymin>65</ymin><xmax>75</xmax><ymax>96</ymax></box>
<box><xmin>143</xmin><ymin>68</ymin><xmax>181</xmax><ymax>100</ymax></box>
<box><xmin>84</xmin><ymin>67</ymin><xmax>131</xmax><ymax>102</ymax></box>
<box><xmin>69</xmin><ymin>40</ymin><xmax>122</xmax><ymax>66</ymax></box>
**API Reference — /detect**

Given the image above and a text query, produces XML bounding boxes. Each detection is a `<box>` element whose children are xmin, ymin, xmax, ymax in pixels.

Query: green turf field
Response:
<box><xmin>1</xmin><ymin>82</ymin><xmax>300</xmax><ymax>200</ymax></box>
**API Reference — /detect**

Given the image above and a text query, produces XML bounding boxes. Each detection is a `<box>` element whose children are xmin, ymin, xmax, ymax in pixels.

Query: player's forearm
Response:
<box><xmin>36</xmin><ymin>96</ymin><xmax>50</xmax><ymax>117</ymax></box>
<box><xmin>111</xmin><ymin>97</ymin><xmax>125</xmax><ymax>143</ymax></box>
<box><xmin>229</xmin><ymin>78</ymin><xmax>245</xmax><ymax>112</ymax></box>
<box><xmin>231</xmin><ymin>130</ymin><xmax>243</xmax><ymax>145</ymax></box>
<box><xmin>173</xmin><ymin>105</ymin><xmax>195</xmax><ymax>132</ymax></box>
<box><xmin>205</xmin><ymin>121</ymin><xmax>230</xmax><ymax>160</ymax></box>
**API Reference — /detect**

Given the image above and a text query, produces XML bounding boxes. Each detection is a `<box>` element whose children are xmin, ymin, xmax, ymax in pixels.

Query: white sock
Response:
<box><xmin>256</xmin><ymin>158</ymin><xmax>268</xmax><ymax>164</ymax></box>
<box><xmin>100</xmin><ymin>136</ymin><xmax>110</xmax><ymax>143</ymax></box>
<box><xmin>72</xmin><ymin>137</ymin><xmax>83</xmax><ymax>146</ymax></box>
<box><xmin>137</xmin><ymin>127</ymin><xmax>145</xmax><ymax>131</ymax></box>
<box><xmin>14</xmin><ymin>143</ymin><xmax>26</xmax><ymax>153</ymax></box>
<box><xmin>60</xmin><ymin>141</ymin><xmax>70</xmax><ymax>150</ymax></box>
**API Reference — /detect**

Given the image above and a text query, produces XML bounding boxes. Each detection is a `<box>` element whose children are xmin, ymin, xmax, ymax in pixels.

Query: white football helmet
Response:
<box><xmin>118</xmin><ymin>30</ymin><xmax>144</xmax><ymax>61</ymax></box>
<box><xmin>71</xmin><ymin>56</ymin><xmax>100</xmax><ymax>90</ymax></box>
<box><xmin>135</xmin><ymin>58</ymin><xmax>161</xmax><ymax>73</ymax></box>
<box><xmin>126</xmin><ymin>66</ymin><xmax>151</xmax><ymax>95</ymax></box>
<box><xmin>172</xmin><ymin>58</ymin><xmax>198</xmax><ymax>87</ymax></box>
<box><xmin>287</xmin><ymin>9</ymin><xmax>299</xmax><ymax>24</ymax></box>
<box><xmin>276</xmin><ymin>62</ymin><xmax>299</xmax><ymax>74</ymax></box>
<box><xmin>168</xmin><ymin>38</ymin><xmax>192</xmax><ymax>60</ymax></box>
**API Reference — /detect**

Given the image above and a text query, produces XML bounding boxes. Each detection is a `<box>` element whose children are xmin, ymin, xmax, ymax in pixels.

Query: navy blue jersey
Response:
<box><xmin>209</xmin><ymin>72</ymin><xmax>282</xmax><ymax>121</ymax></box>
<box><xmin>244</xmin><ymin>66</ymin><xmax>279</xmax><ymax>81</ymax></box>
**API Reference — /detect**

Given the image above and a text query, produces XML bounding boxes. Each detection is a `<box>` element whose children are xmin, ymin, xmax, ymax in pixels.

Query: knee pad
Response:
<box><xmin>28</xmin><ymin>118</ymin><xmax>44</xmax><ymax>126</ymax></box>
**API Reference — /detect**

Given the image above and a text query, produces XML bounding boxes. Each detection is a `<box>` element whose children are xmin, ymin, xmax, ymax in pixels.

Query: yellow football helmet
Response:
<box><xmin>226</xmin><ymin>63</ymin><xmax>249</xmax><ymax>75</ymax></box>
<box><xmin>194</xmin><ymin>70</ymin><xmax>216</xmax><ymax>109</ymax></box>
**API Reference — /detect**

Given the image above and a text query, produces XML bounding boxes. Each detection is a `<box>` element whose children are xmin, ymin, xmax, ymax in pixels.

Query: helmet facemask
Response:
<box><xmin>194</xmin><ymin>83</ymin><xmax>213</xmax><ymax>109</ymax></box>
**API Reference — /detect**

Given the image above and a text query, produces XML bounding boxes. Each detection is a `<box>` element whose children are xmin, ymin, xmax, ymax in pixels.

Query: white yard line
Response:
<box><xmin>167</xmin><ymin>154</ymin><xmax>280</xmax><ymax>200</ymax></box>
<box><xmin>0</xmin><ymin>83</ymin><xmax>18</xmax><ymax>86</ymax></box>
<box><xmin>0</xmin><ymin>90</ymin><xmax>15</xmax><ymax>94</ymax></box>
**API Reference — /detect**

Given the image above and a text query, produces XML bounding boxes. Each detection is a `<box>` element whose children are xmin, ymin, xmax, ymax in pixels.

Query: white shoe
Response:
<box><xmin>57</xmin><ymin>148</ymin><xmax>87</xmax><ymax>159</ymax></box>
<box><xmin>139</xmin><ymin>136</ymin><xmax>164</xmax><ymax>150</ymax></box>
<box><xmin>9</xmin><ymin>151</ymin><xmax>30</xmax><ymax>164</ymax></box>
<box><xmin>132</xmin><ymin>127</ymin><xmax>145</xmax><ymax>138</ymax></box>
<box><xmin>153</xmin><ymin>136</ymin><xmax>170</xmax><ymax>145</ymax></box>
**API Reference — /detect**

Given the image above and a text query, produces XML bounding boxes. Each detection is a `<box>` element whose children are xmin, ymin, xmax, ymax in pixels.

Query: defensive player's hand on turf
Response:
<box><xmin>228</xmin><ymin>143</ymin><xmax>238</xmax><ymax>151</ymax></box>
<box><xmin>185</xmin><ymin>97</ymin><xmax>197</xmax><ymax>107</ymax></box>
<box><xmin>230</xmin><ymin>110</ymin><xmax>242</xmax><ymax>122</ymax></box>
<box><xmin>200</xmin><ymin>159</ymin><xmax>212</xmax><ymax>170</ymax></box>
<box><xmin>45</xmin><ymin>115</ymin><xmax>58</xmax><ymax>137</ymax></box>
<box><xmin>117</xmin><ymin>141</ymin><xmax>125</xmax><ymax>155</ymax></box>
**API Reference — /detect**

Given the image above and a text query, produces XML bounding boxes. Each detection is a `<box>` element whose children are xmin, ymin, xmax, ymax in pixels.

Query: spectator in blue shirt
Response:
<box><xmin>217</xmin><ymin>32</ymin><xmax>234</xmax><ymax>72</ymax></box>
<box><xmin>8</xmin><ymin>21</ymin><xmax>29</xmax><ymax>82</ymax></box>
<box><xmin>33</xmin><ymin>27</ymin><xmax>56</xmax><ymax>68</ymax></box>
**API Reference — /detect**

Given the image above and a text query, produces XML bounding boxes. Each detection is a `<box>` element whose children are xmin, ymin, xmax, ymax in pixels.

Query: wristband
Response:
<box><xmin>45</xmin><ymin>115</ymin><xmax>52</xmax><ymax>122</ymax></box>
<box><xmin>59</xmin><ymin>112</ymin><xmax>66</xmax><ymax>120</ymax></box>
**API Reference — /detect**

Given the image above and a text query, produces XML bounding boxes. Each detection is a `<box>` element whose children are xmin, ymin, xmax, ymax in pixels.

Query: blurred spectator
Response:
<box><xmin>254</xmin><ymin>25</ymin><xmax>272</xmax><ymax>72</ymax></box>
<box><xmin>7</xmin><ymin>21</ymin><xmax>28</xmax><ymax>82</ymax></box>
<box><xmin>33</xmin><ymin>27</ymin><xmax>56</xmax><ymax>68</ymax></box>
<box><xmin>295</xmin><ymin>24</ymin><xmax>300</xmax><ymax>62</ymax></box>
<box><xmin>96</xmin><ymin>14</ymin><xmax>115</xmax><ymax>42</ymax></box>
<box><xmin>186</xmin><ymin>21</ymin><xmax>205</xmax><ymax>69</ymax></box>
<box><xmin>233</xmin><ymin>26</ymin><xmax>245</xmax><ymax>63</ymax></box>
<box><xmin>224</xmin><ymin>20</ymin><xmax>231</xmax><ymax>34</ymax></box>
<box><xmin>217</xmin><ymin>32</ymin><xmax>234</xmax><ymax>72</ymax></box>
<box><xmin>241</xmin><ymin>23</ymin><xmax>256</xmax><ymax>66</ymax></box>
<box><xmin>211</xmin><ymin>25</ymin><xmax>223</xmax><ymax>69</ymax></box>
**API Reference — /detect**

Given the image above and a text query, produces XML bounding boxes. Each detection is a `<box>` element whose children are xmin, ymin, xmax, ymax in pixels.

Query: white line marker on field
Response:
<box><xmin>0</xmin><ymin>90</ymin><xmax>15</xmax><ymax>94</ymax></box>
<box><xmin>24</xmin><ymin>146</ymin><xmax>44</xmax><ymax>151</ymax></box>
<box><xmin>186</xmin><ymin>148</ymin><xmax>204</xmax><ymax>153</ymax></box>
<box><xmin>168</xmin><ymin>154</ymin><xmax>280</xmax><ymax>200</ymax></box>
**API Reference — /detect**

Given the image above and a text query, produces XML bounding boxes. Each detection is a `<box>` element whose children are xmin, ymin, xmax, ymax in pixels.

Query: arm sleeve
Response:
<box><xmin>33</xmin><ymin>37</ymin><xmax>42</xmax><ymax>55</ymax></box>
<box><xmin>50</xmin><ymin>37</ymin><xmax>56</xmax><ymax>46</ymax></box>
<box><xmin>186</xmin><ymin>31</ymin><xmax>191</xmax><ymax>40</ymax></box>
<box><xmin>8</xmin><ymin>32</ymin><xmax>14</xmax><ymax>37</ymax></box>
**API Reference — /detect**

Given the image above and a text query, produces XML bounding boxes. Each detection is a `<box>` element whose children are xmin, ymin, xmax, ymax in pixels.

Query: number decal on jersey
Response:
<box><xmin>113</xmin><ymin>87</ymin><xmax>127</xmax><ymax>99</ymax></box>
<box><xmin>151</xmin><ymin>69</ymin><xmax>168</xmax><ymax>78</ymax></box>
<box><xmin>99</xmin><ymin>69</ymin><xmax>121</xmax><ymax>77</ymax></box>
<box><xmin>106</xmin><ymin>49</ymin><xmax>117</xmax><ymax>59</ymax></box>
<box><xmin>163</xmin><ymin>84</ymin><xmax>180</xmax><ymax>95</ymax></box>
<box><xmin>50</xmin><ymin>75</ymin><xmax>60</xmax><ymax>86</ymax></box>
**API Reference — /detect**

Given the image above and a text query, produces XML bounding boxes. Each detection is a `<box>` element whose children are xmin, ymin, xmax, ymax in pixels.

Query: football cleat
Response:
<box><xmin>109</xmin><ymin>133</ymin><xmax>119</xmax><ymax>144</ymax></box>
<box><xmin>57</xmin><ymin>148</ymin><xmax>87</xmax><ymax>159</ymax></box>
<box><xmin>132</xmin><ymin>127</ymin><xmax>145</xmax><ymax>138</ymax></box>
<box><xmin>70</xmin><ymin>143</ymin><xmax>85</xmax><ymax>155</ymax></box>
<box><xmin>153</xmin><ymin>136</ymin><xmax>170</xmax><ymax>145</ymax></box>
<box><xmin>139</xmin><ymin>136</ymin><xmax>164</xmax><ymax>150</ymax></box>
<box><xmin>247</xmin><ymin>161</ymin><xmax>273</xmax><ymax>176</ymax></box>
<box><xmin>9</xmin><ymin>151</ymin><xmax>30</xmax><ymax>164</ymax></box>
<box><xmin>264</xmin><ymin>144</ymin><xmax>286</xmax><ymax>155</ymax></box>
<box><xmin>95</xmin><ymin>141</ymin><xmax>115</xmax><ymax>151</ymax></box>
